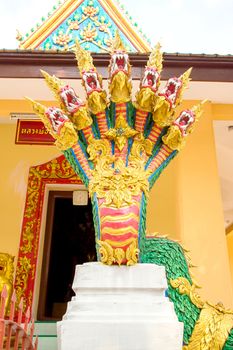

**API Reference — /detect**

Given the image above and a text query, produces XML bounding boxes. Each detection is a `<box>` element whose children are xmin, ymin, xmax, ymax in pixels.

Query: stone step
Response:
<box><xmin>36</xmin><ymin>335</ymin><xmax>57</xmax><ymax>350</ymax></box>
<box><xmin>34</xmin><ymin>321</ymin><xmax>57</xmax><ymax>350</ymax></box>
<box><xmin>35</xmin><ymin>321</ymin><xmax>57</xmax><ymax>336</ymax></box>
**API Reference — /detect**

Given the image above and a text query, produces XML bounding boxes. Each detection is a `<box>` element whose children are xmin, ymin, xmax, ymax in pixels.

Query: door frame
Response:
<box><xmin>14</xmin><ymin>155</ymin><xmax>84</xmax><ymax>319</ymax></box>
<box><xmin>37</xmin><ymin>190</ymin><xmax>74</xmax><ymax>320</ymax></box>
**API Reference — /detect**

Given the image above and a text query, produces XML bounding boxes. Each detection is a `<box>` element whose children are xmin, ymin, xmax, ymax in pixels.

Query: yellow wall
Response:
<box><xmin>176</xmin><ymin>101</ymin><xmax>233</xmax><ymax>307</ymax></box>
<box><xmin>227</xmin><ymin>230</ymin><xmax>233</xmax><ymax>287</ymax></box>
<box><xmin>147</xmin><ymin>101</ymin><xmax>233</xmax><ymax>307</ymax></box>
<box><xmin>147</xmin><ymin>158</ymin><xmax>181</xmax><ymax>240</ymax></box>
<box><xmin>1</xmin><ymin>99</ymin><xmax>233</xmax><ymax>310</ymax></box>
<box><xmin>0</xmin><ymin>122</ymin><xmax>59</xmax><ymax>256</ymax></box>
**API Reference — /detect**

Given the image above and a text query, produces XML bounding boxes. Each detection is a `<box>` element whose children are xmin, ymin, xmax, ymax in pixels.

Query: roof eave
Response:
<box><xmin>1</xmin><ymin>50</ymin><xmax>233</xmax><ymax>82</ymax></box>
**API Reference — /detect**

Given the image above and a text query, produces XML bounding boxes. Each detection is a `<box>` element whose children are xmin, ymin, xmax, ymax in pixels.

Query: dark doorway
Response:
<box><xmin>37</xmin><ymin>191</ymin><xmax>96</xmax><ymax>321</ymax></box>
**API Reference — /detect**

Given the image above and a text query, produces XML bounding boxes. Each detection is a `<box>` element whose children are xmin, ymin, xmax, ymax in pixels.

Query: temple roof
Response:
<box><xmin>17</xmin><ymin>0</ymin><xmax>151</xmax><ymax>53</ymax></box>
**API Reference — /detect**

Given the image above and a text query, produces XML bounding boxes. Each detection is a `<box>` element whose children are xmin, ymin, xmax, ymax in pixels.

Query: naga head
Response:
<box><xmin>135</xmin><ymin>43</ymin><xmax>162</xmax><ymax>112</ymax></box>
<box><xmin>109</xmin><ymin>50</ymin><xmax>130</xmax><ymax>79</ymax></box>
<box><xmin>159</xmin><ymin>67</ymin><xmax>192</xmax><ymax>110</ymax></box>
<box><xmin>141</xmin><ymin>66</ymin><xmax>160</xmax><ymax>91</ymax></box>
<box><xmin>109</xmin><ymin>31</ymin><xmax>132</xmax><ymax>103</ymax></box>
<box><xmin>160</xmin><ymin>77</ymin><xmax>182</xmax><ymax>108</ymax></box>
<box><xmin>75</xmin><ymin>41</ymin><xmax>107</xmax><ymax>114</ymax></box>
<box><xmin>174</xmin><ymin>109</ymin><xmax>195</xmax><ymax>136</ymax></box>
<box><xmin>40</xmin><ymin>70</ymin><xmax>86</xmax><ymax>116</ymax></box>
<box><xmin>153</xmin><ymin>68</ymin><xmax>192</xmax><ymax>127</ymax></box>
<box><xmin>43</xmin><ymin>106</ymin><xmax>78</xmax><ymax>150</ymax></box>
<box><xmin>75</xmin><ymin>40</ymin><xmax>103</xmax><ymax>95</ymax></box>
<box><xmin>59</xmin><ymin>85</ymin><xmax>85</xmax><ymax>114</ymax></box>
<box><xmin>45</xmin><ymin>107</ymin><xmax>70</xmax><ymax>134</ymax></box>
<box><xmin>75</xmin><ymin>41</ymin><xmax>107</xmax><ymax>113</ymax></box>
<box><xmin>81</xmin><ymin>68</ymin><xmax>107</xmax><ymax>114</ymax></box>
<box><xmin>82</xmin><ymin>68</ymin><xmax>102</xmax><ymax>95</ymax></box>
<box><xmin>162</xmin><ymin>101</ymin><xmax>205</xmax><ymax>150</ymax></box>
<box><xmin>141</xmin><ymin>43</ymin><xmax>162</xmax><ymax>92</ymax></box>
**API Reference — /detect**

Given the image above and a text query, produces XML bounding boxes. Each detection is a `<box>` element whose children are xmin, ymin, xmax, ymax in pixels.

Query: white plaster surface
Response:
<box><xmin>57</xmin><ymin>262</ymin><xmax>183</xmax><ymax>350</ymax></box>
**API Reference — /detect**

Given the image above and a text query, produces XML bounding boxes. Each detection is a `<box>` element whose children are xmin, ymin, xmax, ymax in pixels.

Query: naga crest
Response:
<box><xmin>27</xmin><ymin>33</ymin><xmax>204</xmax><ymax>266</ymax></box>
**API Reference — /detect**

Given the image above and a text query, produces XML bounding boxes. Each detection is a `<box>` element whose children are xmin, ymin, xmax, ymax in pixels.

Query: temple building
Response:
<box><xmin>0</xmin><ymin>0</ymin><xmax>233</xmax><ymax>348</ymax></box>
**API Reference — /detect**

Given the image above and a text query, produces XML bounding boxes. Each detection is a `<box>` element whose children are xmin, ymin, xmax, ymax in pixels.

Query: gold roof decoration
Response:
<box><xmin>147</xmin><ymin>42</ymin><xmax>163</xmax><ymax>73</ymax></box>
<box><xmin>75</xmin><ymin>40</ymin><xmax>95</xmax><ymax>73</ymax></box>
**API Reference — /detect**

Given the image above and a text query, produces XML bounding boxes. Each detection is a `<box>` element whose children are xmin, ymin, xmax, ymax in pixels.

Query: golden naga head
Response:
<box><xmin>40</xmin><ymin>70</ymin><xmax>92</xmax><ymax>131</ymax></box>
<box><xmin>75</xmin><ymin>40</ymin><xmax>107</xmax><ymax>114</ymax></box>
<box><xmin>162</xmin><ymin>100</ymin><xmax>206</xmax><ymax>151</ymax></box>
<box><xmin>41</xmin><ymin>70</ymin><xmax>86</xmax><ymax>115</ymax></box>
<box><xmin>75</xmin><ymin>41</ymin><xmax>101</xmax><ymax>94</ymax></box>
<box><xmin>141</xmin><ymin>42</ymin><xmax>163</xmax><ymax>91</ymax></box>
<box><xmin>135</xmin><ymin>43</ymin><xmax>163</xmax><ymax>112</ymax></box>
<box><xmin>152</xmin><ymin>67</ymin><xmax>192</xmax><ymax>127</ymax></box>
<box><xmin>26</xmin><ymin>98</ymin><xmax>78</xmax><ymax>150</ymax></box>
<box><xmin>109</xmin><ymin>31</ymin><xmax>131</xmax><ymax>78</ymax></box>
<box><xmin>109</xmin><ymin>31</ymin><xmax>132</xmax><ymax>103</ymax></box>
<box><xmin>159</xmin><ymin>67</ymin><xmax>192</xmax><ymax>109</ymax></box>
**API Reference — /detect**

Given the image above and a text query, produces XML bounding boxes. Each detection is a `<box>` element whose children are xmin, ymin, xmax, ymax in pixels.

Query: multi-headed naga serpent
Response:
<box><xmin>28</xmin><ymin>34</ymin><xmax>233</xmax><ymax>349</ymax></box>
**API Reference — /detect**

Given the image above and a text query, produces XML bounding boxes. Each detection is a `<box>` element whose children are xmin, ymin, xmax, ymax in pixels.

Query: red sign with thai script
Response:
<box><xmin>15</xmin><ymin>120</ymin><xmax>55</xmax><ymax>145</ymax></box>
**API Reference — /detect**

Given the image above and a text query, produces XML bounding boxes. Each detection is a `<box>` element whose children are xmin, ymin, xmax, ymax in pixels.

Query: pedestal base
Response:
<box><xmin>57</xmin><ymin>263</ymin><xmax>183</xmax><ymax>350</ymax></box>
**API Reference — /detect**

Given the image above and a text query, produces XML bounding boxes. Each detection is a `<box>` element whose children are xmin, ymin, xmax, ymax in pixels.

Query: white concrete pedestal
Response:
<box><xmin>57</xmin><ymin>262</ymin><xmax>183</xmax><ymax>350</ymax></box>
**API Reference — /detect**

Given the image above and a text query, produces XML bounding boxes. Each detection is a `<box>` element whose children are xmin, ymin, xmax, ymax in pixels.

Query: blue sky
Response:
<box><xmin>0</xmin><ymin>0</ymin><xmax>233</xmax><ymax>54</ymax></box>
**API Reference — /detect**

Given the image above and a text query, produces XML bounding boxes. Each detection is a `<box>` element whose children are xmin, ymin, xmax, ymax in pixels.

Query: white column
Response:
<box><xmin>57</xmin><ymin>262</ymin><xmax>183</xmax><ymax>350</ymax></box>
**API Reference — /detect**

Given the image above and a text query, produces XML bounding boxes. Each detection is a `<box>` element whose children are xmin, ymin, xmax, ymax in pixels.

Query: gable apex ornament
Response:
<box><xmin>17</xmin><ymin>0</ymin><xmax>151</xmax><ymax>53</ymax></box>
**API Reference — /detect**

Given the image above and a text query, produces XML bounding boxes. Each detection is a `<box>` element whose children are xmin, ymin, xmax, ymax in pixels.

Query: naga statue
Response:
<box><xmin>27</xmin><ymin>33</ymin><xmax>233</xmax><ymax>349</ymax></box>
